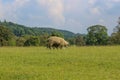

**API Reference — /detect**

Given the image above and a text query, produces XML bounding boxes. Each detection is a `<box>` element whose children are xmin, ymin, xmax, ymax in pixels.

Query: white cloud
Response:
<box><xmin>37</xmin><ymin>0</ymin><xmax>65</xmax><ymax>25</ymax></box>
<box><xmin>13</xmin><ymin>0</ymin><xmax>30</xmax><ymax>8</ymax></box>
<box><xmin>90</xmin><ymin>7</ymin><xmax>101</xmax><ymax>15</ymax></box>
<box><xmin>88</xmin><ymin>0</ymin><xmax>97</xmax><ymax>5</ymax></box>
<box><xmin>0</xmin><ymin>0</ymin><xmax>30</xmax><ymax>21</ymax></box>
<box><xmin>104</xmin><ymin>0</ymin><xmax>119</xmax><ymax>9</ymax></box>
<box><xmin>66</xmin><ymin>19</ymin><xmax>82</xmax><ymax>27</ymax></box>
<box><xmin>63</xmin><ymin>19</ymin><xmax>84</xmax><ymax>33</ymax></box>
<box><xmin>99</xmin><ymin>19</ymin><xmax>105</xmax><ymax>23</ymax></box>
<box><xmin>8</xmin><ymin>0</ymin><xmax>30</xmax><ymax>15</ymax></box>
<box><xmin>0</xmin><ymin>0</ymin><xmax>119</xmax><ymax>34</ymax></box>
<box><xmin>111</xmin><ymin>0</ymin><xmax>120</xmax><ymax>2</ymax></box>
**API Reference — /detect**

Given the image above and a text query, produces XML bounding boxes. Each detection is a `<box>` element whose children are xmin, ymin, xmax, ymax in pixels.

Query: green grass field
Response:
<box><xmin>0</xmin><ymin>46</ymin><xmax>120</xmax><ymax>80</ymax></box>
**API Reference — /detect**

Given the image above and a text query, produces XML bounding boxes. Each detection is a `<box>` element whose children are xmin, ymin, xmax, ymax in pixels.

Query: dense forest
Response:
<box><xmin>0</xmin><ymin>21</ymin><xmax>76</xmax><ymax>38</ymax></box>
<box><xmin>0</xmin><ymin>17</ymin><xmax>120</xmax><ymax>47</ymax></box>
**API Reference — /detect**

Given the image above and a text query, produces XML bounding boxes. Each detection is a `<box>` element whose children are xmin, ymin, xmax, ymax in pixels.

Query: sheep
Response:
<box><xmin>47</xmin><ymin>36</ymin><xmax>69</xmax><ymax>49</ymax></box>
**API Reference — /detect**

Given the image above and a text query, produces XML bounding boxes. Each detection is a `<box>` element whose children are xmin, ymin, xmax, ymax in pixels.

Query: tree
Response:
<box><xmin>109</xmin><ymin>33</ymin><xmax>120</xmax><ymax>45</ymax></box>
<box><xmin>24</xmin><ymin>36</ymin><xmax>40</xmax><ymax>46</ymax></box>
<box><xmin>86</xmin><ymin>25</ymin><xmax>108</xmax><ymax>45</ymax></box>
<box><xmin>0</xmin><ymin>25</ymin><xmax>15</xmax><ymax>46</ymax></box>
<box><xmin>16</xmin><ymin>37</ymin><xmax>26</xmax><ymax>46</ymax></box>
<box><xmin>51</xmin><ymin>30</ymin><xmax>63</xmax><ymax>38</ymax></box>
<box><xmin>39</xmin><ymin>33</ymin><xmax>49</xmax><ymax>46</ymax></box>
<box><xmin>75</xmin><ymin>35</ymin><xmax>86</xmax><ymax>46</ymax></box>
<box><xmin>110</xmin><ymin>17</ymin><xmax>120</xmax><ymax>45</ymax></box>
<box><xmin>67</xmin><ymin>38</ymin><xmax>75</xmax><ymax>45</ymax></box>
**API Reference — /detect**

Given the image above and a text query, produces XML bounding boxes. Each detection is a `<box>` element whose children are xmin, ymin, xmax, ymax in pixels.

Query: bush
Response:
<box><xmin>24</xmin><ymin>37</ymin><xmax>40</xmax><ymax>46</ymax></box>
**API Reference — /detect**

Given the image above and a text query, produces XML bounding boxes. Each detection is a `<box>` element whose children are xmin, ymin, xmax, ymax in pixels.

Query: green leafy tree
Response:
<box><xmin>0</xmin><ymin>25</ymin><xmax>15</xmax><ymax>46</ymax></box>
<box><xmin>39</xmin><ymin>33</ymin><xmax>49</xmax><ymax>46</ymax></box>
<box><xmin>86</xmin><ymin>25</ymin><xmax>108</xmax><ymax>45</ymax></box>
<box><xmin>67</xmin><ymin>38</ymin><xmax>75</xmax><ymax>45</ymax></box>
<box><xmin>75</xmin><ymin>35</ymin><xmax>86</xmax><ymax>46</ymax></box>
<box><xmin>16</xmin><ymin>37</ymin><xmax>26</xmax><ymax>46</ymax></box>
<box><xmin>24</xmin><ymin>36</ymin><xmax>40</xmax><ymax>46</ymax></box>
<box><xmin>110</xmin><ymin>17</ymin><xmax>120</xmax><ymax>45</ymax></box>
<box><xmin>51</xmin><ymin>30</ymin><xmax>64</xmax><ymax>38</ymax></box>
<box><xmin>109</xmin><ymin>33</ymin><xmax>120</xmax><ymax>45</ymax></box>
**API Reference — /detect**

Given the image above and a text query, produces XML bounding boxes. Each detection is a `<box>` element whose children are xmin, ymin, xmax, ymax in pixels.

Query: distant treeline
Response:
<box><xmin>0</xmin><ymin>18</ymin><xmax>120</xmax><ymax>47</ymax></box>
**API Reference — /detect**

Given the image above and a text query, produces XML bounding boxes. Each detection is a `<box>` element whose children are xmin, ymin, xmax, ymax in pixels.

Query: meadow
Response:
<box><xmin>0</xmin><ymin>46</ymin><xmax>120</xmax><ymax>80</ymax></box>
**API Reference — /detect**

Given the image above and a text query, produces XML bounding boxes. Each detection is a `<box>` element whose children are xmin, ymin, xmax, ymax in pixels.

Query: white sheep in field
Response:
<box><xmin>47</xmin><ymin>36</ymin><xmax>69</xmax><ymax>49</ymax></box>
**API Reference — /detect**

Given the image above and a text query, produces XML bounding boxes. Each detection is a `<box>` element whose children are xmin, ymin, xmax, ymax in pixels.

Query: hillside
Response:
<box><xmin>0</xmin><ymin>21</ymin><xmax>76</xmax><ymax>38</ymax></box>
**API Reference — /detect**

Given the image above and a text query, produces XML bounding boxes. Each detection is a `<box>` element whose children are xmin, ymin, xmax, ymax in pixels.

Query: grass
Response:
<box><xmin>0</xmin><ymin>46</ymin><xmax>120</xmax><ymax>80</ymax></box>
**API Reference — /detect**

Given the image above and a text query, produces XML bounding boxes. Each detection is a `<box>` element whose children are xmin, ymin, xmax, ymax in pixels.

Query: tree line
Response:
<box><xmin>0</xmin><ymin>17</ymin><xmax>120</xmax><ymax>47</ymax></box>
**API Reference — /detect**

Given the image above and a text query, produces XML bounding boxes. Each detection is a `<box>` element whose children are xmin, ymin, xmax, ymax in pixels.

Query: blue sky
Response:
<box><xmin>0</xmin><ymin>0</ymin><xmax>120</xmax><ymax>34</ymax></box>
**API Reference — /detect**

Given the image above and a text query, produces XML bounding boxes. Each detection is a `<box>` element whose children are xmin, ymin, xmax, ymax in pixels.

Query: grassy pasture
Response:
<box><xmin>0</xmin><ymin>46</ymin><xmax>120</xmax><ymax>80</ymax></box>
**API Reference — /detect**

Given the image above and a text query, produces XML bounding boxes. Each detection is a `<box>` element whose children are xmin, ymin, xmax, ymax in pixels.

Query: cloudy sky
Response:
<box><xmin>0</xmin><ymin>0</ymin><xmax>120</xmax><ymax>34</ymax></box>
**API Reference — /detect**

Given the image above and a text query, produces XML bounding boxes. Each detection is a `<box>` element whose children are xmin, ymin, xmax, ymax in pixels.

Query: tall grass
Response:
<box><xmin>0</xmin><ymin>46</ymin><xmax>120</xmax><ymax>80</ymax></box>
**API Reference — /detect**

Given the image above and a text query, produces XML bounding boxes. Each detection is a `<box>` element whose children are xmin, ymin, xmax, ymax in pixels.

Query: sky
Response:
<box><xmin>0</xmin><ymin>0</ymin><xmax>120</xmax><ymax>35</ymax></box>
